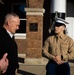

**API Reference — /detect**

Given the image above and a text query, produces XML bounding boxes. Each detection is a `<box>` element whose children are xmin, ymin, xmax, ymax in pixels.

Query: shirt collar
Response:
<box><xmin>6</xmin><ymin>30</ymin><xmax>13</xmax><ymax>38</ymax></box>
<box><xmin>55</xmin><ymin>33</ymin><xmax>65</xmax><ymax>40</ymax></box>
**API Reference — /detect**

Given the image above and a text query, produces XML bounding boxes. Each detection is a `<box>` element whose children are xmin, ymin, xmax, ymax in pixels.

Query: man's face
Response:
<box><xmin>54</xmin><ymin>25</ymin><xmax>65</xmax><ymax>34</ymax></box>
<box><xmin>8</xmin><ymin>17</ymin><xmax>20</xmax><ymax>34</ymax></box>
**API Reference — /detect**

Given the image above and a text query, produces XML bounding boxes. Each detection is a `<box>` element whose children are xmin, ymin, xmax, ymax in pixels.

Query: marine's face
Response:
<box><xmin>54</xmin><ymin>25</ymin><xmax>65</xmax><ymax>34</ymax></box>
<box><xmin>7</xmin><ymin>17</ymin><xmax>20</xmax><ymax>34</ymax></box>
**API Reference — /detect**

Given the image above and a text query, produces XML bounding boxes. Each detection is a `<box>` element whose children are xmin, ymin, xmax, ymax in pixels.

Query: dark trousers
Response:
<box><xmin>2</xmin><ymin>72</ymin><xmax>15</xmax><ymax>75</ymax></box>
<box><xmin>2</xmin><ymin>69</ymin><xmax>15</xmax><ymax>75</ymax></box>
<box><xmin>46</xmin><ymin>61</ymin><xmax>70</xmax><ymax>75</ymax></box>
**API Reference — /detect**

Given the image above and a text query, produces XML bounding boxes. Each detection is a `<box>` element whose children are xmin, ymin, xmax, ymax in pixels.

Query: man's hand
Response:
<box><xmin>0</xmin><ymin>53</ymin><xmax>9</xmax><ymax>73</ymax></box>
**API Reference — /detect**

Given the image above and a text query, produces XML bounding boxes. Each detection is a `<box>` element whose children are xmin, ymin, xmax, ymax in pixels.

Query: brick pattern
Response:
<box><xmin>26</xmin><ymin>15</ymin><xmax>43</xmax><ymax>58</ymax></box>
<box><xmin>16</xmin><ymin>0</ymin><xmax>44</xmax><ymax>58</ymax></box>
<box><xmin>15</xmin><ymin>39</ymin><xmax>27</xmax><ymax>54</ymax></box>
<box><xmin>27</xmin><ymin>0</ymin><xmax>44</xmax><ymax>8</ymax></box>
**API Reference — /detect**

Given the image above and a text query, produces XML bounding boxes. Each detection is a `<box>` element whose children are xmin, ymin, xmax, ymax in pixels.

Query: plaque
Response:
<box><xmin>29</xmin><ymin>23</ymin><xmax>38</xmax><ymax>31</ymax></box>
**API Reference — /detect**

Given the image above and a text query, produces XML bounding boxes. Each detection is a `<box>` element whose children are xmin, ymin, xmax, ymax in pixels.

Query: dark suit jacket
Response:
<box><xmin>0</xmin><ymin>26</ymin><xmax>19</xmax><ymax>74</ymax></box>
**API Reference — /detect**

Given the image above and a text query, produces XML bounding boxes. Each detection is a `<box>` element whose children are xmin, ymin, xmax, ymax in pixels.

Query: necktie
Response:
<box><xmin>56</xmin><ymin>36</ymin><xmax>61</xmax><ymax>55</ymax></box>
<box><xmin>12</xmin><ymin>36</ymin><xmax>14</xmax><ymax>40</ymax></box>
<box><xmin>56</xmin><ymin>36</ymin><xmax>58</xmax><ymax>42</ymax></box>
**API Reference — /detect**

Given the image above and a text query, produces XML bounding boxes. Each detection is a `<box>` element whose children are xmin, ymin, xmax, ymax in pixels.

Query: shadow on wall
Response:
<box><xmin>43</xmin><ymin>0</ymin><xmax>51</xmax><ymax>45</ymax></box>
<box><xmin>18</xmin><ymin>57</ymin><xmax>25</xmax><ymax>63</ymax></box>
<box><xmin>17</xmin><ymin>69</ymin><xmax>36</xmax><ymax>75</ymax></box>
<box><xmin>69</xmin><ymin>60</ymin><xmax>74</xmax><ymax>63</ymax></box>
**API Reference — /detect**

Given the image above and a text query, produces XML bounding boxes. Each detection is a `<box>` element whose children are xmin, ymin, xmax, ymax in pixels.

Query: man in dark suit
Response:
<box><xmin>0</xmin><ymin>13</ymin><xmax>20</xmax><ymax>75</ymax></box>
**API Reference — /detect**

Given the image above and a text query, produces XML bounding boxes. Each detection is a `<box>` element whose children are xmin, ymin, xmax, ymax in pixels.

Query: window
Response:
<box><xmin>12</xmin><ymin>3</ymin><xmax>26</xmax><ymax>33</ymax></box>
<box><xmin>12</xmin><ymin>2</ymin><xmax>26</xmax><ymax>39</ymax></box>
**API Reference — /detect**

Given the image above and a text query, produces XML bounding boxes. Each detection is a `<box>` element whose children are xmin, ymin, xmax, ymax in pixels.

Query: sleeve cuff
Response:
<box><xmin>62</xmin><ymin>54</ymin><xmax>68</xmax><ymax>61</ymax></box>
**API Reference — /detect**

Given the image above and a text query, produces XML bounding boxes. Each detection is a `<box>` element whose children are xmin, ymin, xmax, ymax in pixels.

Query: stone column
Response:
<box><xmin>26</xmin><ymin>0</ymin><xmax>44</xmax><ymax>8</ymax></box>
<box><xmin>25</xmin><ymin>8</ymin><xmax>45</xmax><ymax>58</ymax></box>
<box><xmin>51</xmin><ymin>0</ymin><xmax>67</xmax><ymax>19</ymax></box>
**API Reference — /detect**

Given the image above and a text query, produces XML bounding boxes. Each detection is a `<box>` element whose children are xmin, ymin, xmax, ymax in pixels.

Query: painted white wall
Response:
<box><xmin>66</xmin><ymin>17</ymin><xmax>74</xmax><ymax>40</ymax></box>
<box><xmin>14</xmin><ymin>33</ymin><xmax>26</xmax><ymax>39</ymax></box>
<box><xmin>51</xmin><ymin>0</ymin><xmax>66</xmax><ymax>13</ymax></box>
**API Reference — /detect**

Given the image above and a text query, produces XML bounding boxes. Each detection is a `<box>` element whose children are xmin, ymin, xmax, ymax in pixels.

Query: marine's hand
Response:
<box><xmin>55</xmin><ymin>55</ymin><xmax>63</xmax><ymax>65</ymax></box>
<box><xmin>52</xmin><ymin>56</ymin><xmax>57</xmax><ymax>62</ymax></box>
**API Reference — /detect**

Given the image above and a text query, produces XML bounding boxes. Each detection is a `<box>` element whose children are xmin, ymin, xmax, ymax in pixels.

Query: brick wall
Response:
<box><xmin>27</xmin><ymin>0</ymin><xmax>44</xmax><ymax>8</ymax></box>
<box><xmin>16</xmin><ymin>0</ymin><xmax>44</xmax><ymax>58</ymax></box>
<box><xmin>15</xmin><ymin>39</ymin><xmax>27</xmax><ymax>54</ymax></box>
<box><xmin>26</xmin><ymin>15</ymin><xmax>43</xmax><ymax>58</ymax></box>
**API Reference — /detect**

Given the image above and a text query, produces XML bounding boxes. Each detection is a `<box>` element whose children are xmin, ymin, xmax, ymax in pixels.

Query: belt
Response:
<box><xmin>49</xmin><ymin>59</ymin><xmax>56</xmax><ymax>63</ymax></box>
<box><xmin>49</xmin><ymin>59</ymin><xmax>68</xmax><ymax>64</ymax></box>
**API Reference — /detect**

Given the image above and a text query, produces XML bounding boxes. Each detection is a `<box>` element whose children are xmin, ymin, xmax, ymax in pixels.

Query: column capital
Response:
<box><xmin>25</xmin><ymin>8</ymin><xmax>45</xmax><ymax>16</ymax></box>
